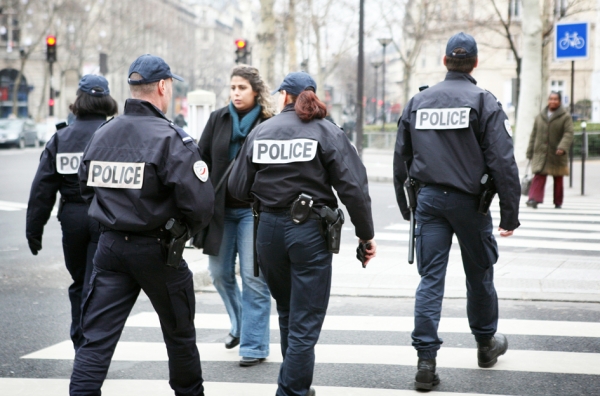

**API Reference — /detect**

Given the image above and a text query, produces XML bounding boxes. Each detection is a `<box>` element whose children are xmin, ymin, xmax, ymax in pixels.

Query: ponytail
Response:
<box><xmin>294</xmin><ymin>89</ymin><xmax>327</xmax><ymax>122</ymax></box>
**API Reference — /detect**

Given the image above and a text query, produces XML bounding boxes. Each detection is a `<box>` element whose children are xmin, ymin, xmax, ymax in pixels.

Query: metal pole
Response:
<box><xmin>49</xmin><ymin>62</ymin><xmax>54</xmax><ymax>117</ymax></box>
<box><xmin>581</xmin><ymin>122</ymin><xmax>587</xmax><ymax>195</ymax></box>
<box><xmin>569</xmin><ymin>60</ymin><xmax>574</xmax><ymax>187</ymax></box>
<box><xmin>374</xmin><ymin>65</ymin><xmax>378</xmax><ymax>124</ymax></box>
<box><xmin>381</xmin><ymin>44</ymin><xmax>387</xmax><ymax>131</ymax></box>
<box><xmin>356</xmin><ymin>0</ymin><xmax>365</xmax><ymax>158</ymax></box>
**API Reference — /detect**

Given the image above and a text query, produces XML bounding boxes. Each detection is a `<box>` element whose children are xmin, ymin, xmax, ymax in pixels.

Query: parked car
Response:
<box><xmin>0</xmin><ymin>118</ymin><xmax>39</xmax><ymax>148</ymax></box>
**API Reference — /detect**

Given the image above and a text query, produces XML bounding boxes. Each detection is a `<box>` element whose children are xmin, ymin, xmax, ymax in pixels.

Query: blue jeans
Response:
<box><xmin>208</xmin><ymin>207</ymin><xmax>271</xmax><ymax>358</ymax></box>
<box><xmin>413</xmin><ymin>185</ymin><xmax>499</xmax><ymax>359</ymax></box>
<box><xmin>257</xmin><ymin>212</ymin><xmax>332</xmax><ymax>396</ymax></box>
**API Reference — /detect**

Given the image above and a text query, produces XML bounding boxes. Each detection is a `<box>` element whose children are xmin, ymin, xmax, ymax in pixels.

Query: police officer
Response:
<box><xmin>26</xmin><ymin>75</ymin><xmax>118</xmax><ymax>351</ymax></box>
<box><xmin>393</xmin><ymin>32</ymin><xmax>520</xmax><ymax>390</ymax></box>
<box><xmin>228</xmin><ymin>72</ymin><xmax>376</xmax><ymax>396</ymax></box>
<box><xmin>70</xmin><ymin>55</ymin><xmax>214</xmax><ymax>396</ymax></box>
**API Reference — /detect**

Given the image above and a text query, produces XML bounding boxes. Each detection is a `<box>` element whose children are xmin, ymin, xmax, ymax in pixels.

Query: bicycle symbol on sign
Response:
<box><xmin>559</xmin><ymin>31</ymin><xmax>585</xmax><ymax>50</ymax></box>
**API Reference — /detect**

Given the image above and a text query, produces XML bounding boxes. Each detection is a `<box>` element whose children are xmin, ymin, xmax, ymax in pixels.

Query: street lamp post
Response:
<box><xmin>370</xmin><ymin>60</ymin><xmax>382</xmax><ymax>125</ymax></box>
<box><xmin>378</xmin><ymin>38</ymin><xmax>392</xmax><ymax>131</ymax></box>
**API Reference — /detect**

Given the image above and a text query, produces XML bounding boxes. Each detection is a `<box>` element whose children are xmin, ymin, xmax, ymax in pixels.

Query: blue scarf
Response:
<box><xmin>229</xmin><ymin>101</ymin><xmax>262</xmax><ymax>160</ymax></box>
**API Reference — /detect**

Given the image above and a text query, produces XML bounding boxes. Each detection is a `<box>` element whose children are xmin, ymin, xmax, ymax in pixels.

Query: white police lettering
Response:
<box><xmin>87</xmin><ymin>161</ymin><xmax>144</xmax><ymax>189</ymax></box>
<box><xmin>56</xmin><ymin>152</ymin><xmax>83</xmax><ymax>175</ymax></box>
<box><xmin>416</xmin><ymin>108</ymin><xmax>470</xmax><ymax>130</ymax></box>
<box><xmin>252</xmin><ymin>139</ymin><xmax>318</xmax><ymax>164</ymax></box>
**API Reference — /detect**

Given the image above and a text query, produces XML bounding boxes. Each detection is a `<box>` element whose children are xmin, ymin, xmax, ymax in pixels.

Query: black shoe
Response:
<box><xmin>306</xmin><ymin>387</ymin><xmax>316</xmax><ymax>396</ymax></box>
<box><xmin>526</xmin><ymin>199</ymin><xmax>538</xmax><ymax>209</ymax></box>
<box><xmin>239</xmin><ymin>356</ymin><xmax>266</xmax><ymax>367</ymax></box>
<box><xmin>224</xmin><ymin>333</ymin><xmax>240</xmax><ymax>349</ymax></box>
<box><xmin>555</xmin><ymin>205</ymin><xmax>562</xmax><ymax>209</ymax></box>
<box><xmin>477</xmin><ymin>333</ymin><xmax>508</xmax><ymax>368</ymax></box>
<box><xmin>414</xmin><ymin>358</ymin><xmax>440</xmax><ymax>390</ymax></box>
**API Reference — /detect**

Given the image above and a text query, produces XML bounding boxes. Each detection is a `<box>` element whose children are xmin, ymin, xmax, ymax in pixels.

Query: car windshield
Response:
<box><xmin>0</xmin><ymin>120</ymin><xmax>24</xmax><ymax>132</ymax></box>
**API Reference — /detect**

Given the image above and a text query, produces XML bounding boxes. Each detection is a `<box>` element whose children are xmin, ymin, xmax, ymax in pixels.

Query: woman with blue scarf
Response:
<box><xmin>197</xmin><ymin>66</ymin><xmax>274</xmax><ymax>366</ymax></box>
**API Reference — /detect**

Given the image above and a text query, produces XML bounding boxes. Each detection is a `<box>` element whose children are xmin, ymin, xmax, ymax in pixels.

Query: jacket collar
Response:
<box><xmin>445</xmin><ymin>71</ymin><xmax>477</xmax><ymax>86</ymax></box>
<box><xmin>124</xmin><ymin>99</ymin><xmax>169</xmax><ymax>121</ymax></box>
<box><xmin>543</xmin><ymin>105</ymin><xmax>565</xmax><ymax>121</ymax></box>
<box><xmin>282</xmin><ymin>103</ymin><xmax>295</xmax><ymax>113</ymax></box>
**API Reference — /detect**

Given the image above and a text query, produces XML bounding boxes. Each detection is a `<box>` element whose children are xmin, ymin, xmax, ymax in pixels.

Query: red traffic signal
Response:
<box><xmin>46</xmin><ymin>35</ymin><xmax>57</xmax><ymax>63</ymax></box>
<box><xmin>48</xmin><ymin>98</ymin><xmax>55</xmax><ymax>106</ymax></box>
<box><xmin>235</xmin><ymin>39</ymin><xmax>247</xmax><ymax>49</ymax></box>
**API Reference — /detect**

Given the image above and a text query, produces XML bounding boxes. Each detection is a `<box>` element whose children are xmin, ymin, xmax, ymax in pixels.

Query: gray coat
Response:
<box><xmin>526</xmin><ymin>105</ymin><xmax>574</xmax><ymax>176</ymax></box>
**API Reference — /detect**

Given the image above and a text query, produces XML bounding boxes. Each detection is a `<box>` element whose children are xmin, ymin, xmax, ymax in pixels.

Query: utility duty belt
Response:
<box><xmin>290</xmin><ymin>193</ymin><xmax>345</xmax><ymax>254</ymax></box>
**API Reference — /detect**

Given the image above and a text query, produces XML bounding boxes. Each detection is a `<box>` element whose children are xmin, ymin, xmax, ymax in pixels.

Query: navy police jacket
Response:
<box><xmin>79</xmin><ymin>99</ymin><xmax>214</xmax><ymax>235</ymax></box>
<box><xmin>26</xmin><ymin>114</ymin><xmax>106</xmax><ymax>242</ymax></box>
<box><xmin>228</xmin><ymin>103</ymin><xmax>374</xmax><ymax>241</ymax></box>
<box><xmin>393</xmin><ymin>71</ymin><xmax>520</xmax><ymax>231</ymax></box>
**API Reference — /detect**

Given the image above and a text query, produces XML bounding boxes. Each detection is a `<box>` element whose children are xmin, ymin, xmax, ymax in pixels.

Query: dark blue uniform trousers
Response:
<box><xmin>70</xmin><ymin>231</ymin><xmax>204</xmax><ymax>396</ymax></box>
<box><xmin>257</xmin><ymin>212</ymin><xmax>332</xmax><ymax>396</ymax></box>
<box><xmin>413</xmin><ymin>185</ymin><xmax>499</xmax><ymax>359</ymax></box>
<box><xmin>59</xmin><ymin>202</ymin><xmax>100</xmax><ymax>350</ymax></box>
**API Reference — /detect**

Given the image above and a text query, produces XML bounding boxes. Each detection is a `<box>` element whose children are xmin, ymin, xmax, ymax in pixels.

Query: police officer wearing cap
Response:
<box><xmin>26</xmin><ymin>75</ymin><xmax>118</xmax><ymax>351</ymax></box>
<box><xmin>229</xmin><ymin>71</ymin><xmax>376</xmax><ymax>396</ymax></box>
<box><xmin>69</xmin><ymin>55</ymin><xmax>214</xmax><ymax>396</ymax></box>
<box><xmin>393</xmin><ymin>32</ymin><xmax>520</xmax><ymax>390</ymax></box>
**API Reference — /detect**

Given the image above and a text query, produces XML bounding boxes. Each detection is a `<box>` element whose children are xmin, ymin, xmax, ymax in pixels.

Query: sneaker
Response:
<box><xmin>306</xmin><ymin>387</ymin><xmax>316</xmax><ymax>396</ymax></box>
<box><xmin>555</xmin><ymin>205</ymin><xmax>562</xmax><ymax>209</ymax></box>
<box><xmin>224</xmin><ymin>333</ymin><xmax>240</xmax><ymax>349</ymax></box>
<box><xmin>477</xmin><ymin>333</ymin><xmax>508</xmax><ymax>368</ymax></box>
<box><xmin>239</xmin><ymin>356</ymin><xmax>266</xmax><ymax>367</ymax></box>
<box><xmin>414</xmin><ymin>358</ymin><xmax>440</xmax><ymax>390</ymax></box>
<box><xmin>526</xmin><ymin>199</ymin><xmax>538</xmax><ymax>209</ymax></box>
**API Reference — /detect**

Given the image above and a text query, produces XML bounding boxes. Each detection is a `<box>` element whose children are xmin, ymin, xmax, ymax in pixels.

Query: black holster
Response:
<box><xmin>165</xmin><ymin>218</ymin><xmax>189</xmax><ymax>268</ymax></box>
<box><xmin>478</xmin><ymin>174</ymin><xmax>497</xmax><ymax>215</ymax></box>
<box><xmin>316</xmin><ymin>206</ymin><xmax>345</xmax><ymax>254</ymax></box>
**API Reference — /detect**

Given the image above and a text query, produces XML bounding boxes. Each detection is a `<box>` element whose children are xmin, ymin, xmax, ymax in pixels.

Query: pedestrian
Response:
<box><xmin>393</xmin><ymin>32</ymin><xmax>521</xmax><ymax>390</ymax></box>
<box><xmin>174</xmin><ymin>111</ymin><xmax>188</xmax><ymax>128</ymax></box>
<box><xmin>26</xmin><ymin>75</ymin><xmax>118</xmax><ymax>351</ymax></box>
<box><xmin>195</xmin><ymin>65</ymin><xmax>274</xmax><ymax>366</ymax></box>
<box><xmin>526</xmin><ymin>91</ymin><xmax>574</xmax><ymax>209</ymax></box>
<box><xmin>69</xmin><ymin>54</ymin><xmax>214</xmax><ymax>396</ymax></box>
<box><xmin>228</xmin><ymin>71</ymin><xmax>377</xmax><ymax>396</ymax></box>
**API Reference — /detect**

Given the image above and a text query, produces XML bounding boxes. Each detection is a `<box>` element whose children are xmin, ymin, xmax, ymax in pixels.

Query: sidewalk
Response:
<box><xmin>186</xmin><ymin>150</ymin><xmax>600</xmax><ymax>303</ymax></box>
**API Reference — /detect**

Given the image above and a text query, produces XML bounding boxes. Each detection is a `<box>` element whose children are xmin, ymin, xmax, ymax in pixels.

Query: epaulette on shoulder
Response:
<box><xmin>55</xmin><ymin>121</ymin><xmax>68</xmax><ymax>130</ymax></box>
<box><xmin>97</xmin><ymin>116</ymin><xmax>115</xmax><ymax>129</ymax></box>
<box><xmin>484</xmin><ymin>89</ymin><xmax>503</xmax><ymax>108</ymax></box>
<box><xmin>168</xmin><ymin>121</ymin><xmax>195</xmax><ymax>145</ymax></box>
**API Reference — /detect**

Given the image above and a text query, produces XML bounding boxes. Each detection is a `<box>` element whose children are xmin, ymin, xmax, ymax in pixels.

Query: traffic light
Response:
<box><xmin>235</xmin><ymin>39</ymin><xmax>248</xmax><ymax>64</ymax></box>
<box><xmin>46</xmin><ymin>35</ymin><xmax>57</xmax><ymax>63</ymax></box>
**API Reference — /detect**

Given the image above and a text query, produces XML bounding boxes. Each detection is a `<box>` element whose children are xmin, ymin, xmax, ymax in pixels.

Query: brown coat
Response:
<box><xmin>526</xmin><ymin>105</ymin><xmax>574</xmax><ymax>176</ymax></box>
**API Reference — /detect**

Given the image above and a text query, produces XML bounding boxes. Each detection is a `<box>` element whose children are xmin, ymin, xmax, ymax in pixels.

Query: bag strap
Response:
<box><xmin>214</xmin><ymin>158</ymin><xmax>236</xmax><ymax>194</ymax></box>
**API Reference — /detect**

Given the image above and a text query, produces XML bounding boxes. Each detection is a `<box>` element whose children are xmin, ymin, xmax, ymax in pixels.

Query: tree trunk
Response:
<box><xmin>287</xmin><ymin>0</ymin><xmax>297</xmax><ymax>71</ymax></box>
<box><xmin>402</xmin><ymin>62</ymin><xmax>412</xmax><ymax>107</ymax></box>
<box><xmin>258</xmin><ymin>0</ymin><xmax>277</xmax><ymax>87</ymax></box>
<box><xmin>514</xmin><ymin>0</ymin><xmax>543</xmax><ymax>165</ymax></box>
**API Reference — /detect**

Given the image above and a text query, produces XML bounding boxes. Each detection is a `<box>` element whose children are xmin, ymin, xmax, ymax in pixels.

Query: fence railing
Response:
<box><xmin>363</xmin><ymin>130</ymin><xmax>600</xmax><ymax>158</ymax></box>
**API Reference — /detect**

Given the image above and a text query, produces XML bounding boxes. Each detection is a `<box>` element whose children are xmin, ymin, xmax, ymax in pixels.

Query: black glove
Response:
<box><xmin>28</xmin><ymin>238</ymin><xmax>42</xmax><ymax>256</ymax></box>
<box><xmin>356</xmin><ymin>241</ymin><xmax>371</xmax><ymax>268</ymax></box>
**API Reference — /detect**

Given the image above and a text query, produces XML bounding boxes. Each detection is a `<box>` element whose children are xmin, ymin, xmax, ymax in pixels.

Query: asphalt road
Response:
<box><xmin>1</xmin><ymin>147</ymin><xmax>600</xmax><ymax>395</ymax></box>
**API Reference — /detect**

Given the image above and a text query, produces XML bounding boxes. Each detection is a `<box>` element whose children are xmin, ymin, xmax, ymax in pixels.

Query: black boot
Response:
<box><xmin>414</xmin><ymin>358</ymin><xmax>440</xmax><ymax>390</ymax></box>
<box><xmin>477</xmin><ymin>333</ymin><xmax>508</xmax><ymax>368</ymax></box>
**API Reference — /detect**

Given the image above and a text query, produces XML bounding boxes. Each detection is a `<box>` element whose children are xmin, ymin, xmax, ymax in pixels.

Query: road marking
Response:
<box><xmin>0</xmin><ymin>379</ymin><xmax>513</xmax><ymax>396</ymax></box>
<box><xmin>0</xmin><ymin>200</ymin><xmax>58</xmax><ymax>215</ymax></box>
<box><xmin>21</xmin><ymin>341</ymin><xmax>600</xmax><ymax>376</ymax></box>
<box><xmin>124</xmin><ymin>313</ymin><xmax>600</xmax><ymax>338</ymax></box>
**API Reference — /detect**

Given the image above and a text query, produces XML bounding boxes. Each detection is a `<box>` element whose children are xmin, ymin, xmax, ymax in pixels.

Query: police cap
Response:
<box><xmin>446</xmin><ymin>32</ymin><xmax>478</xmax><ymax>59</ymax></box>
<box><xmin>79</xmin><ymin>75</ymin><xmax>110</xmax><ymax>97</ymax></box>
<box><xmin>272</xmin><ymin>71</ymin><xmax>317</xmax><ymax>96</ymax></box>
<box><xmin>128</xmin><ymin>54</ymin><xmax>184</xmax><ymax>85</ymax></box>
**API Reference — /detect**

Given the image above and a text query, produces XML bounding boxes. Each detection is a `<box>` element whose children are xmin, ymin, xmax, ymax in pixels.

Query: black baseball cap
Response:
<box><xmin>446</xmin><ymin>32</ymin><xmax>478</xmax><ymax>59</ymax></box>
<box><xmin>79</xmin><ymin>75</ymin><xmax>110</xmax><ymax>97</ymax></box>
<box><xmin>128</xmin><ymin>54</ymin><xmax>184</xmax><ymax>85</ymax></box>
<box><xmin>272</xmin><ymin>71</ymin><xmax>317</xmax><ymax>96</ymax></box>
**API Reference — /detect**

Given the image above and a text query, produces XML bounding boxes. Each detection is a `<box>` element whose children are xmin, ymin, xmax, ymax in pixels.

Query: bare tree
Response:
<box><xmin>287</xmin><ymin>0</ymin><xmax>298</xmax><ymax>71</ymax></box>
<box><xmin>258</xmin><ymin>0</ymin><xmax>277</xmax><ymax>87</ymax></box>
<box><xmin>514</xmin><ymin>0</ymin><xmax>543</xmax><ymax>164</ymax></box>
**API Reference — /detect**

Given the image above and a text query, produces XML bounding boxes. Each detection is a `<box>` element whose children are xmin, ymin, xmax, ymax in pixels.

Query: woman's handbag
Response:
<box><xmin>521</xmin><ymin>161</ymin><xmax>532</xmax><ymax>196</ymax></box>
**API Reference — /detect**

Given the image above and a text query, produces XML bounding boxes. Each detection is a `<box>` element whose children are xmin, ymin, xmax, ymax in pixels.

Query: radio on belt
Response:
<box><xmin>290</xmin><ymin>193</ymin><xmax>313</xmax><ymax>224</ymax></box>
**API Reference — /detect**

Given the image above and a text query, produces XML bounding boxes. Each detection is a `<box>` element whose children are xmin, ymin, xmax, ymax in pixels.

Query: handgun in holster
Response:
<box><xmin>165</xmin><ymin>218</ymin><xmax>189</xmax><ymax>269</ymax></box>
<box><xmin>478</xmin><ymin>174</ymin><xmax>497</xmax><ymax>215</ymax></box>
<box><xmin>316</xmin><ymin>205</ymin><xmax>345</xmax><ymax>254</ymax></box>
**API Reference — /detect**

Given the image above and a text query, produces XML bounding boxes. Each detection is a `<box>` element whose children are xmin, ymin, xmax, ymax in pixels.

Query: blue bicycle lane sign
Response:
<box><xmin>555</xmin><ymin>21</ymin><xmax>589</xmax><ymax>60</ymax></box>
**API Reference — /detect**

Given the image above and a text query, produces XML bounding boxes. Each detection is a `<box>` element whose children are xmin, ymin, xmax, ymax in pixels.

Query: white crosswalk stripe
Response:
<box><xmin>0</xmin><ymin>200</ymin><xmax>58</xmax><ymax>215</ymax></box>
<box><xmin>380</xmin><ymin>200</ymin><xmax>600</xmax><ymax>253</ymax></box>
<box><xmin>14</xmin><ymin>312</ymin><xmax>600</xmax><ymax>395</ymax></box>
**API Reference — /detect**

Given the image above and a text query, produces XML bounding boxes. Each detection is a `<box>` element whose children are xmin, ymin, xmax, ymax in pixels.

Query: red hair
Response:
<box><xmin>293</xmin><ymin>90</ymin><xmax>327</xmax><ymax>122</ymax></box>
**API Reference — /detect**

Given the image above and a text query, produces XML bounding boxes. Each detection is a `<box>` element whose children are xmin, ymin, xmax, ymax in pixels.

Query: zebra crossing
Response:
<box><xmin>376</xmin><ymin>197</ymin><xmax>600</xmax><ymax>254</ymax></box>
<box><xmin>5</xmin><ymin>309</ymin><xmax>600</xmax><ymax>395</ymax></box>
